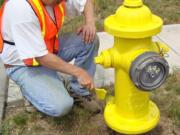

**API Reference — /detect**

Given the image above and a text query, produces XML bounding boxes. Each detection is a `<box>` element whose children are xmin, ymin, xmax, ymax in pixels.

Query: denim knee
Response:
<box><xmin>86</xmin><ymin>35</ymin><xmax>100</xmax><ymax>54</ymax></box>
<box><xmin>43</xmin><ymin>96</ymin><xmax>74</xmax><ymax>117</ymax></box>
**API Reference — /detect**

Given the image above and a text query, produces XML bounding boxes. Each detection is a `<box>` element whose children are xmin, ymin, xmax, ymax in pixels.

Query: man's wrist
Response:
<box><xmin>85</xmin><ymin>20</ymin><xmax>95</xmax><ymax>26</ymax></box>
<box><xmin>72</xmin><ymin>67</ymin><xmax>83</xmax><ymax>78</ymax></box>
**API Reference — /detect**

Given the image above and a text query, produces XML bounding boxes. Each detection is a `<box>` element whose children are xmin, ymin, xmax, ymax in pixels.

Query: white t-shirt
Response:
<box><xmin>0</xmin><ymin>0</ymin><xmax>87</xmax><ymax>65</ymax></box>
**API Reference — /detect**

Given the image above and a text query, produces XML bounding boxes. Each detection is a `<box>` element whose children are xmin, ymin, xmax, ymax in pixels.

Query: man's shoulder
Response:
<box><xmin>4</xmin><ymin>0</ymin><xmax>37</xmax><ymax>24</ymax></box>
<box><xmin>6</xmin><ymin>0</ymin><xmax>32</xmax><ymax>12</ymax></box>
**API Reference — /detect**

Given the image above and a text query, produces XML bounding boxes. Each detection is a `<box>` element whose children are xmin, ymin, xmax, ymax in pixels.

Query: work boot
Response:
<box><xmin>62</xmin><ymin>76</ymin><xmax>101</xmax><ymax>113</ymax></box>
<box><xmin>24</xmin><ymin>98</ymin><xmax>36</xmax><ymax>113</ymax></box>
<box><xmin>70</xmin><ymin>92</ymin><xmax>102</xmax><ymax>114</ymax></box>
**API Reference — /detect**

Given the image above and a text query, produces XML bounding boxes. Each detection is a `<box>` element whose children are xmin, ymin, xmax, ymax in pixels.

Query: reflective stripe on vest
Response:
<box><xmin>24</xmin><ymin>0</ymin><xmax>66</xmax><ymax>66</ymax></box>
<box><xmin>29</xmin><ymin>0</ymin><xmax>46</xmax><ymax>37</ymax></box>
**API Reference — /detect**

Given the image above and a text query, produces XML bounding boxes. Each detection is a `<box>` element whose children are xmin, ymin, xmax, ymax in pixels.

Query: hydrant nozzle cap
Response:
<box><xmin>94</xmin><ymin>57</ymin><xmax>102</xmax><ymax>64</ymax></box>
<box><xmin>123</xmin><ymin>0</ymin><xmax>143</xmax><ymax>7</ymax></box>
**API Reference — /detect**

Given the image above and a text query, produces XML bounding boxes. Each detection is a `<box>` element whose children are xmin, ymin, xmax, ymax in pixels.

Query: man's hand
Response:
<box><xmin>76</xmin><ymin>68</ymin><xmax>95</xmax><ymax>90</ymax></box>
<box><xmin>36</xmin><ymin>53</ymin><xmax>95</xmax><ymax>90</ymax></box>
<box><xmin>77</xmin><ymin>0</ymin><xmax>96</xmax><ymax>44</ymax></box>
<box><xmin>77</xmin><ymin>22</ymin><xmax>96</xmax><ymax>44</ymax></box>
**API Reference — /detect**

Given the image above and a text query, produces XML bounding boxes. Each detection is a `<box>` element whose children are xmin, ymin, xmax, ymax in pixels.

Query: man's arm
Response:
<box><xmin>35</xmin><ymin>53</ymin><xmax>94</xmax><ymax>90</ymax></box>
<box><xmin>9</xmin><ymin>1</ymin><xmax>94</xmax><ymax>91</ymax></box>
<box><xmin>77</xmin><ymin>0</ymin><xmax>96</xmax><ymax>44</ymax></box>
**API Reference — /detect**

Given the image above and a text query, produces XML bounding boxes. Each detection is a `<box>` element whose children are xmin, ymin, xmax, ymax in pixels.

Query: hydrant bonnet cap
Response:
<box><xmin>104</xmin><ymin>1</ymin><xmax>163</xmax><ymax>38</ymax></box>
<box><xmin>123</xmin><ymin>0</ymin><xmax>143</xmax><ymax>7</ymax></box>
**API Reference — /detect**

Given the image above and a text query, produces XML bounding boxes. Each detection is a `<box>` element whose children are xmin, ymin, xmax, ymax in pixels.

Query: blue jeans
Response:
<box><xmin>6</xmin><ymin>33</ymin><xmax>99</xmax><ymax>117</ymax></box>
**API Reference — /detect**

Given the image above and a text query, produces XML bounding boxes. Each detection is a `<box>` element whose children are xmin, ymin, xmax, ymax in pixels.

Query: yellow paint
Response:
<box><xmin>59</xmin><ymin>4</ymin><xmax>65</xmax><ymax>24</ymax></box>
<box><xmin>95</xmin><ymin>0</ymin><xmax>169</xmax><ymax>134</ymax></box>
<box><xmin>123</xmin><ymin>0</ymin><xmax>143</xmax><ymax>7</ymax></box>
<box><xmin>32</xmin><ymin>0</ymin><xmax>46</xmax><ymax>37</ymax></box>
<box><xmin>94</xmin><ymin>88</ymin><xmax>107</xmax><ymax>100</ymax></box>
<box><xmin>33</xmin><ymin>59</ymin><xmax>39</xmax><ymax>66</ymax></box>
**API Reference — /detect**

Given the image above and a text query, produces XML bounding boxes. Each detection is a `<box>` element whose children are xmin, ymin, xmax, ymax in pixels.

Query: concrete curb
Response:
<box><xmin>0</xmin><ymin>60</ymin><xmax>9</xmax><ymax>124</ymax></box>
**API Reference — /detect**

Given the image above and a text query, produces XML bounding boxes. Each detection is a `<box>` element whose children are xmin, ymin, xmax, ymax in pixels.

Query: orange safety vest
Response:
<box><xmin>0</xmin><ymin>0</ymin><xmax>66</xmax><ymax>66</ymax></box>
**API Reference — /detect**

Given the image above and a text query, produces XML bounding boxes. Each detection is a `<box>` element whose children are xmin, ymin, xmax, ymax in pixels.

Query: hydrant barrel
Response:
<box><xmin>114</xmin><ymin>69</ymin><xmax>150</xmax><ymax>119</ymax></box>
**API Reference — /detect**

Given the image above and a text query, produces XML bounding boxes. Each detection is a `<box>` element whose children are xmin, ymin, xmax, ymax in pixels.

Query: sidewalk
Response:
<box><xmin>154</xmin><ymin>24</ymin><xmax>180</xmax><ymax>68</ymax></box>
<box><xmin>2</xmin><ymin>24</ymin><xmax>180</xmax><ymax>108</ymax></box>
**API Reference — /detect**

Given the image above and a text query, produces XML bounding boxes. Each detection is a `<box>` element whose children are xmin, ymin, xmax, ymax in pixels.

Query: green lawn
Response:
<box><xmin>62</xmin><ymin>0</ymin><xmax>180</xmax><ymax>32</ymax></box>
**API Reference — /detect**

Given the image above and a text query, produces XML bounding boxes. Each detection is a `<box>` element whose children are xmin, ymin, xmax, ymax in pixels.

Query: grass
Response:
<box><xmin>144</xmin><ymin>0</ymin><xmax>180</xmax><ymax>24</ymax></box>
<box><xmin>0</xmin><ymin>0</ymin><xmax>3</xmax><ymax>5</ymax></box>
<box><xmin>170</xmin><ymin>103</ymin><xmax>180</xmax><ymax>126</ymax></box>
<box><xmin>12</xmin><ymin>113</ymin><xmax>28</xmax><ymax>126</ymax></box>
<box><xmin>1</xmin><ymin>106</ymin><xmax>107</xmax><ymax>135</ymax></box>
<box><xmin>61</xmin><ymin>0</ymin><xmax>121</xmax><ymax>33</ymax></box>
<box><xmin>152</xmin><ymin>69</ymin><xmax>180</xmax><ymax>126</ymax></box>
<box><xmin>1</xmin><ymin>112</ymin><xmax>28</xmax><ymax>135</ymax></box>
<box><xmin>1</xmin><ymin>71</ymin><xmax>180</xmax><ymax>135</ymax></box>
<box><xmin>62</xmin><ymin>0</ymin><xmax>180</xmax><ymax>33</ymax></box>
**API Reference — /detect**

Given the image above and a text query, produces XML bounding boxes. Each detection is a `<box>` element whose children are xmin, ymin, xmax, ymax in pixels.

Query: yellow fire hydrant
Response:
<box><xmin>95</xmin><ymin>0</ymin><xmax>170</xmax><ymax>134</ymax></box>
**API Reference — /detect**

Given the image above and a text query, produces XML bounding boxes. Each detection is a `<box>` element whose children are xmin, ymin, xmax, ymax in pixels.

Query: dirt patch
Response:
<box><xmin>2</xmin><ymin>105</ymin><xmax>109</xmax><ymax>135</ymax></box>
<box><xmin>1</xmin><ymin>101</ymin><xmax>179</xmax><ymax>135</ymax></box>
